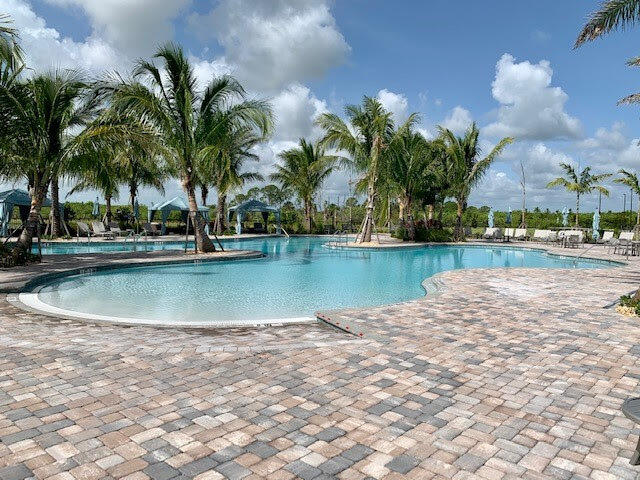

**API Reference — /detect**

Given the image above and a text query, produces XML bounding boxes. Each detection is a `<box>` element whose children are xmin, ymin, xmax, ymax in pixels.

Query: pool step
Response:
<box><xmin>317</xmin><ymin>312</ymin><xmax>368</xmax><ymax>338</ymax></box>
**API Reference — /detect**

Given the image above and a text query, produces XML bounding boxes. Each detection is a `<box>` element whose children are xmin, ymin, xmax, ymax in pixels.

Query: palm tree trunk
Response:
<box><xmin>129</xmin><ymin>181</ymin><xmax>137</xmax><ymax>214</ymax></box>
<box><xmin>201</xmin><ymin>185</ymin><xmax>208</xmax><ymax>206</ymax></box>
<box><xmin>636</xmin><ymin>206</ymin><xmax>640</xmax><ymax>228</ymax></box>
<box><xmin>215</xmin><ymin>194</ymin><xmax>226</xmax><ymax>235</ymax></box>
<box><xmin>183</xmin><ymin>176</ymin><xmax>215</xmax><ymax>252</ymax></box>
<box><xmin>12</xmin><ymin>179</ymin><xmax>47</xmax><ymax>263</ymax></box>
<box><xmin>454</xmin><ymin>199</ymin><xmax>464</xmax><ymax>241</ymax></box>
<box><xmin>398</xmin><ymin>198</ymin><xmax>405</xmax><ymax>223</ymax></box>
<box><xmin>50</xmin><ymin>176</ymin><xmax>62</xmax><ymax>237</ymax></box>
<box><xmin>304</xmin><ymin>200</ymin><xmax>313</xmax><ymax>233</ymax></box>
<box><xmin>427</xmin><ymin>204</ymin><xmax>434</xmax><ymax>221</ymax></box>
<box><xmin>105</xmin><ymin>194</ymin><xmax>113</xmax><ymax>224</ymax></box>
<box><xmin>404</xmin><ymin>196</ymin><xmax>415</xmax><ymax>241</ymax></box>
<box><xmin>575</xmin><ymin>193</ymin><xmax>580</xmax><ymax>227</ymax></box>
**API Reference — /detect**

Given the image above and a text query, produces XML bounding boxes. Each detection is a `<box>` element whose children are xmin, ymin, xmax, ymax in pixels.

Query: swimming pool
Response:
<box><xmin>24</xmin><ymin>237</ymin><xmax>612</xmax><ymax>326</ymax></box>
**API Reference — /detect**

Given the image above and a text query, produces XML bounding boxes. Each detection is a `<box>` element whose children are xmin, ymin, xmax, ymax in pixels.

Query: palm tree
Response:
<box><xmin>0</xmin><ymin>14</ymin><xmax>23</xmax><ymax>78</ymax></box>
<box><xmin>198</xmin><ymin>120</ymin><xmax>264</xmax><ymax>235</ymax></box>
<box><xmin>318</xmin><ymin>97</ymin><xmax>414</xmax><ymax>243</ymax></box>
<box><xmin>615</xmin><ymin>169</ymin><xmax>640</xmax><ymax>227</ymax></box>
<box><xmin>69</xmin><ymin>152</ymin><xmax>123</xmax><ymax>224</ymax></box>
<box><xmin>440</xmin><ymin>123</ymin><xmax>513</xmax><ymax>240</ymax></box>
<box><xmin>0</xmin><ymin>70</ymin><xmax>96</xmax><ymax>260</ymax></box>
<box><xmin>109</xmin><ymin>43</ymin><xmax>272</xmax><ymax>251</ymax></box>
<box><xmin>386</xmin><ymin>130</ymin><xmax>439</xmax><ymax>240</ymax></box>
<box><xmin>546</xmin><ymin>164</ymin><xmax>611</xmax><ymax>226</ymax></box>
<box><xmin>271</xmin><ymin>139</ymin><xmax>337</xmax><ymax>232</ymax></box>
<box><xmin>576</xmin><ymin>0</ymin><xmax>640</xmax><ymax>104</ymax></box>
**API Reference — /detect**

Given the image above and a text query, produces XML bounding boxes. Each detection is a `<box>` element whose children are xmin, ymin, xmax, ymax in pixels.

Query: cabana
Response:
<box><xmin>0</xmin><ymin>189</ymin><xmax>52</xmax><ymax>236</ymax></box>
<box><xmin>148</xmin><ymin>196</ymin><xmax>210</xmax><ymax>235</ymax></box>
<box><xmin>228</xmin><ymin>199</ymin><xmax>281</xmax><ymax>235</ymax></box>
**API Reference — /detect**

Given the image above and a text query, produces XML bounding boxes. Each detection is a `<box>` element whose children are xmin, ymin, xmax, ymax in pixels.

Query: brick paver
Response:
<box><xmin>1</xmin><ymin>242</ymin><xmax>640</xmax><ymax>479</ymax></box>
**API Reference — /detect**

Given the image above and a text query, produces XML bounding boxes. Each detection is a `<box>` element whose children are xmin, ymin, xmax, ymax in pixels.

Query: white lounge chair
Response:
<box><xmin>76</xmin><ymin>221</ymin><xmax>91</xmax><ymax>240</ymax></box>
<box><xmin>504</xmin><ymin>228</ymin><xmax>515</xmax><ymax>239</ymax></box>
<box><xmin>614</xmin><ymin>231</ymin><xmax>635</xmax><ymax>254</ymax></box>
<box><xmin>108</xmin><ymin>221</ymin><xmax>125</xmax><ymax>236</ymax></box>
<box><xmin>483</xmin><ymin>227</ymin><xmax>502</xmax><ymax>240</ymax></box>
<box><xmin>513</xmin><ymin>228</ymin><xmax>527</xmax><ymax>241</ymax></box>
<box><xmin>600</xmin><ymin>230</ymin><xmax>614</xmax><ymax>244</ymax></box>
<box><xmin>532</xmin><ymin>229</ymin><xmax>548</xmax><ymax>242</ymax></box>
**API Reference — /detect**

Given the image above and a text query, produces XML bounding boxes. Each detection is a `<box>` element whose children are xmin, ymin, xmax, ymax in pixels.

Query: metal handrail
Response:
<box><xmin>281</xmin><ymin>227</ymin><xmax>290</xmax><ymax>238</ymax></box>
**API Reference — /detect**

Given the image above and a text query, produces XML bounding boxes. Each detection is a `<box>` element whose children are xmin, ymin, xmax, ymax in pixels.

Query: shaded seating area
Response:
<box><xmin>228</xmin><ymin>199</ymin><xmax>281</xmax><ymax>235</ymax></box>
<box><xmin>147</xmin><ymin>196</ymin><xmax>210</xmax><ymax>235</ymax></box>
<box><xmin>0</xmin><ymin>188</ymin><xmax>53</xmax><ymax>237</ymax></box>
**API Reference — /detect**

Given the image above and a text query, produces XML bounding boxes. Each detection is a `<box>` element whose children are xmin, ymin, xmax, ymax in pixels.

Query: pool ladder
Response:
<box><xmin>332</xmin><ymin>230</ymin><xmax>350</xmax><ymax>247</ymax></box>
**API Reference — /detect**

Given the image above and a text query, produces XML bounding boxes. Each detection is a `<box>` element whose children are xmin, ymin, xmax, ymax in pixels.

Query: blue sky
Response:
<box><xmin>5</xmin><ymin>0</ymin><xmax>640</xmax><ymax>212</ymax></box>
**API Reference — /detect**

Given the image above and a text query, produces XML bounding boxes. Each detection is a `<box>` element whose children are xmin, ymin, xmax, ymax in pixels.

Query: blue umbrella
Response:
<box><xmin>92</xmin><ymin>197</ymin><xmax>100</xmax><ymax>218</ymax></box>
<box><xmin>592</xmin><ymin>210</ymin><xmax>600</xmax><ymax>241</ymax></box>
<box><xmin>488</xmin><ymin>208</ymin><xmax>494</xmax><ymax>228</ymax></box>
<box><xmin>506</xmin><ymin>207</ymin><xmax>512</xmax><ymax>225</ymax></box>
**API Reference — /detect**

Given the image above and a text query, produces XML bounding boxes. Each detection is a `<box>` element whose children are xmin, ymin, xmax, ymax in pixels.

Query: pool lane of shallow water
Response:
<box><xmin>32</xmin><ymin>237</ymin><xmax>610</xmax><ymax>325</ymax></box>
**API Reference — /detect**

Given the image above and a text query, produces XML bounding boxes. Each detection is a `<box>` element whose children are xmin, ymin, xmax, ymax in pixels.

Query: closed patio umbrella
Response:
<box><xmin>133</xmin><ymin>200</ymin><xmax>140</xmax><ymax>221</ymax></box>
<box><xmin>592</xmin><ymin>210</ymin><xmax>600</xmax><ymax>241</ymax></box>
<box><xmin>506</xmin><ymin>207</ymin><xmax>512</xmax><ymax>225</ymax></box>
<box><xmin>488</xmin><ymin>208</ymin><xmax>494</xmax><ymax>228</ymax></box>
<box><xmin>92</xmin><ymin>197</ymin><xmax>100</xmax><ymax>218</ymax></box>
<box><xmin>561</xmin><ymin>206</ymin><xmax>569</xmax><ymax>227</ymax></box>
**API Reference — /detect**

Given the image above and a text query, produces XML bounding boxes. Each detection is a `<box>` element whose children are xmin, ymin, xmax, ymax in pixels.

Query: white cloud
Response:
<box><xmin>271</xmin><ymin>83</ymin><xmax>329</xmax><ymax>143</ymax></box>
<box><xmin>5</xmin><ymin>0</ymin><xmax>121</xmax><ymax>74</ymax></box>
<box><xmin>188</xmin><ymin>0</ymin><xmax>350</xmax><ymax>92</ymax></box>
<box><xmin>485</xmin><ymin>54</ymin><xmax>582</xmax><ymax>140</ymax></box>
<box><xmin>376</xmin><ymin>89</ymin><xmax>408</xmax><ymax>124</ymax></box>
<box><xmin>440</xmin><ymin>106</ymin><xmax>473</xmax><ymax>135</ymax></box>
<box><xmin>576</xmin><ymin>122</ymin><xmax>627</xmax><ymax>151</ymax></box>
<box><xmin>44</xmin><ymin>0</ymin><xmax>190</xmax><ymax>57</ymax></box>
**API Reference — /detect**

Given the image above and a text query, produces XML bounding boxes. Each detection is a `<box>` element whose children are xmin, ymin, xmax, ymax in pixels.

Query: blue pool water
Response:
<box><xmin>33</xmin><ymin>237</ymin><xmax>611</xmax><ymax>324</ymax></box>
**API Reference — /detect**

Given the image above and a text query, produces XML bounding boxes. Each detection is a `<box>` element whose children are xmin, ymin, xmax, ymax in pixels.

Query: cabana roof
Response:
<box><xmin>0</xmin><ymin>188</ymin><xmax>51</xmax><ymax>207</ymax></box>
<box><xmin>149</xmin><ymin>196</ymin><xmax>208</xmax><ymax>213</ymax></box>
<box><xmin>228</xmin><ymin>199</ymin><xmax>278</xmax><ymax>217</ymax></box>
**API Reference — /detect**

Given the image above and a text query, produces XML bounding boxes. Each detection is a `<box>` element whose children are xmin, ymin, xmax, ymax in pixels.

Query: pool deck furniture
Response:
<box><xmin>532</xmin><ymin>229</ymin><xmax>548</xmax><ymax>242</ymax></box>
<box><xmin>1</xmin><ymin>241</ymin><xmax>640</xmax><ymax>478</ymax></box>
<box><xmin>513</xmin><ymin>228</ymin><xmax>528</xmax><ymax>240</ymax></box>
<box><xmin>91</xmin><ymin>221</ymin><xmax>116</xmax><ymax>240</ymax></box>
<box><xmin>142</xmin><ymin>222</ymin><xmax>161</xmax><ymax>236</ymax></box>
<box><xmin>75</xmin><ymin>221</ymin><xmax>92</xmax><ymax>240</ymax></box>
<box><xmin>107</xmin><ymin>221</ymin><xmax>125</xmax><ymax>236</ymax></box>
<box><xmin>614</xmin><ymin>231</ymin><xmax>635</xmax><ymax>255</ymax></box>
<box><xmin>623</xmin><ymin>398</ymin><xmax>640</xmax><ymax>465</ymax></box>
<box><xmin>482</xmin><ymin>227</ymin><xmax>502</xmax><ymax>240</ymax></box>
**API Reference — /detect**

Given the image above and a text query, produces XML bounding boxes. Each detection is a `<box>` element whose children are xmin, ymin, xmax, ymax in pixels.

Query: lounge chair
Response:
<box><xmin>142</xmin><ymin>222</ymin><xmax>161</xmax><ymax>236</ymax></box>
<box><xmin>532</xmin><ymin>229</ymin><xmax>548</xmax><ymax>242</ymax></box>
<box><xmin>513</xmin><ymin>228</ymin><xmax>527</xmax><ymax>241</ymax></box>
<box><xmin>614</xmin><ymin>231</ymin><xmax>635</xmax><ymax>255</ymax></box>
<box><xmin>482</xmin><ymin>227</ymin><xmax>502</xmax><ymax>241</ymax></box>
<box><xmin>599</xmin><ymin>230</ymin><xmax>614</xmax><ymax>244</ymax></box>
<box><xmin>504</xmin><ymin>228</ymin><xmax>515</xmax><ymax>239</ymax></box>
<box><xmin>108</xmin><ymin>221</ymin><xmax>125</xmax><ymax>236</ymax></box>
<box><xmin>76</xmin><ymin>221</ymin><xmax>91</xmax><ymax>239</ymax></box>
<box><xmin>92</xmin><ymin>221</ymin><xmax>116</xmax><ymax>240</ymax></box>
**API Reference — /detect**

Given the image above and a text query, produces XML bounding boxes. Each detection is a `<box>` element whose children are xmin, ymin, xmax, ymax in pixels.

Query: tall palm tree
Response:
<box><xmin>109</xmin><ymin>43</ymin><xmax>272</xmax><ymax>251</ymax></box>
<box><xmin>271</xmin><ymin>139</ymin><xmax>337</xmax><ymax>232</ymax></box>
<box><xmin>386</xmin><ymin>130</ymin><xmax>439</xmax><ymax>240</ymax></box>
<box><xmin>203</xmin><ymin>124</ymin><xmax>264</xmax><ymax>234</ymax></box>
<box><xmin>440</xmin><ymin>123</ymin><xmax>513</xmax><ymax>240</ymax></box>
<box><xmin>615</xmin><ymin>169</ymin><xmax>640</xmax><ymax>227</ymax></box>
<box><xmin>317</xmin><ymin>97</ymin><xmax>414</xmax><ymax>242</ymax></box>
<box><xmin>576</xmin><ymin>0</ymin><xmax>640</xmax><ymax>104</ymax></box>
<box><xmin>0</xmin><ymin>70</ymin><xmax>96</xmax><ymax>260</ymax></box>
<box><xmin>546</xmin><ymin>164</ymin><xmax>611</xmax><ymax>226</ymax></box>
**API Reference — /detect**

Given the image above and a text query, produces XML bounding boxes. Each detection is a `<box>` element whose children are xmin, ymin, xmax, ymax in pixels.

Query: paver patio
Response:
<box><xmin>1</xmin><ymin>243</ymin><xmax>640</xmax><ymax>479</ymax></box>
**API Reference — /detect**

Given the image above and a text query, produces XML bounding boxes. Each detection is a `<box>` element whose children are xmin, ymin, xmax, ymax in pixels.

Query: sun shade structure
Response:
<box><xmin>147</xmin><ymin>196</ymin><xmax>210</xmax><ymax>235</ymax></box>
<box><xmin>0</xmin><ymin>189</ymin><xmax>52</xmax><ymax>236</ymax></box>
<box><xmin>228</xmin><ymin>199</ymin><xmax>281</xmax><ymax>235</ymax></box>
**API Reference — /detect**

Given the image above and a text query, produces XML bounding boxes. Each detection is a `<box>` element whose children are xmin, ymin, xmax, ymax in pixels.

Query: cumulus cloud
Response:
<box><xmin>376</xmin><ymin>89</ymin><xmax>409</xmax><ymax>124</ymax></box>
<box><xmin>485</xmin><ymin>54</ymin><xmax>582</xmax><ymax>140</ymax></box>
<box><xmin>4</xmin><ymin>0</ymin><xmax>121</xmax><ymax>74</ymax></box>
<box><xmin>44</xmin><ymin>0</ymin><xmax>190</xmax><ymax>57</ymax></box>
<box><xmin>440</xmin><ymin>106</ymin><xmax>473</xmax><ymax>135</ymax></box>
<box><xmin>188</xmin><ymin>0</ymin><xmax>350</xmax><ymax>92</ymax></box>
<box><xmin>271</xmin><ymin>84</ymin><xmax>329</xmax><ymax>143</ymax></box>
